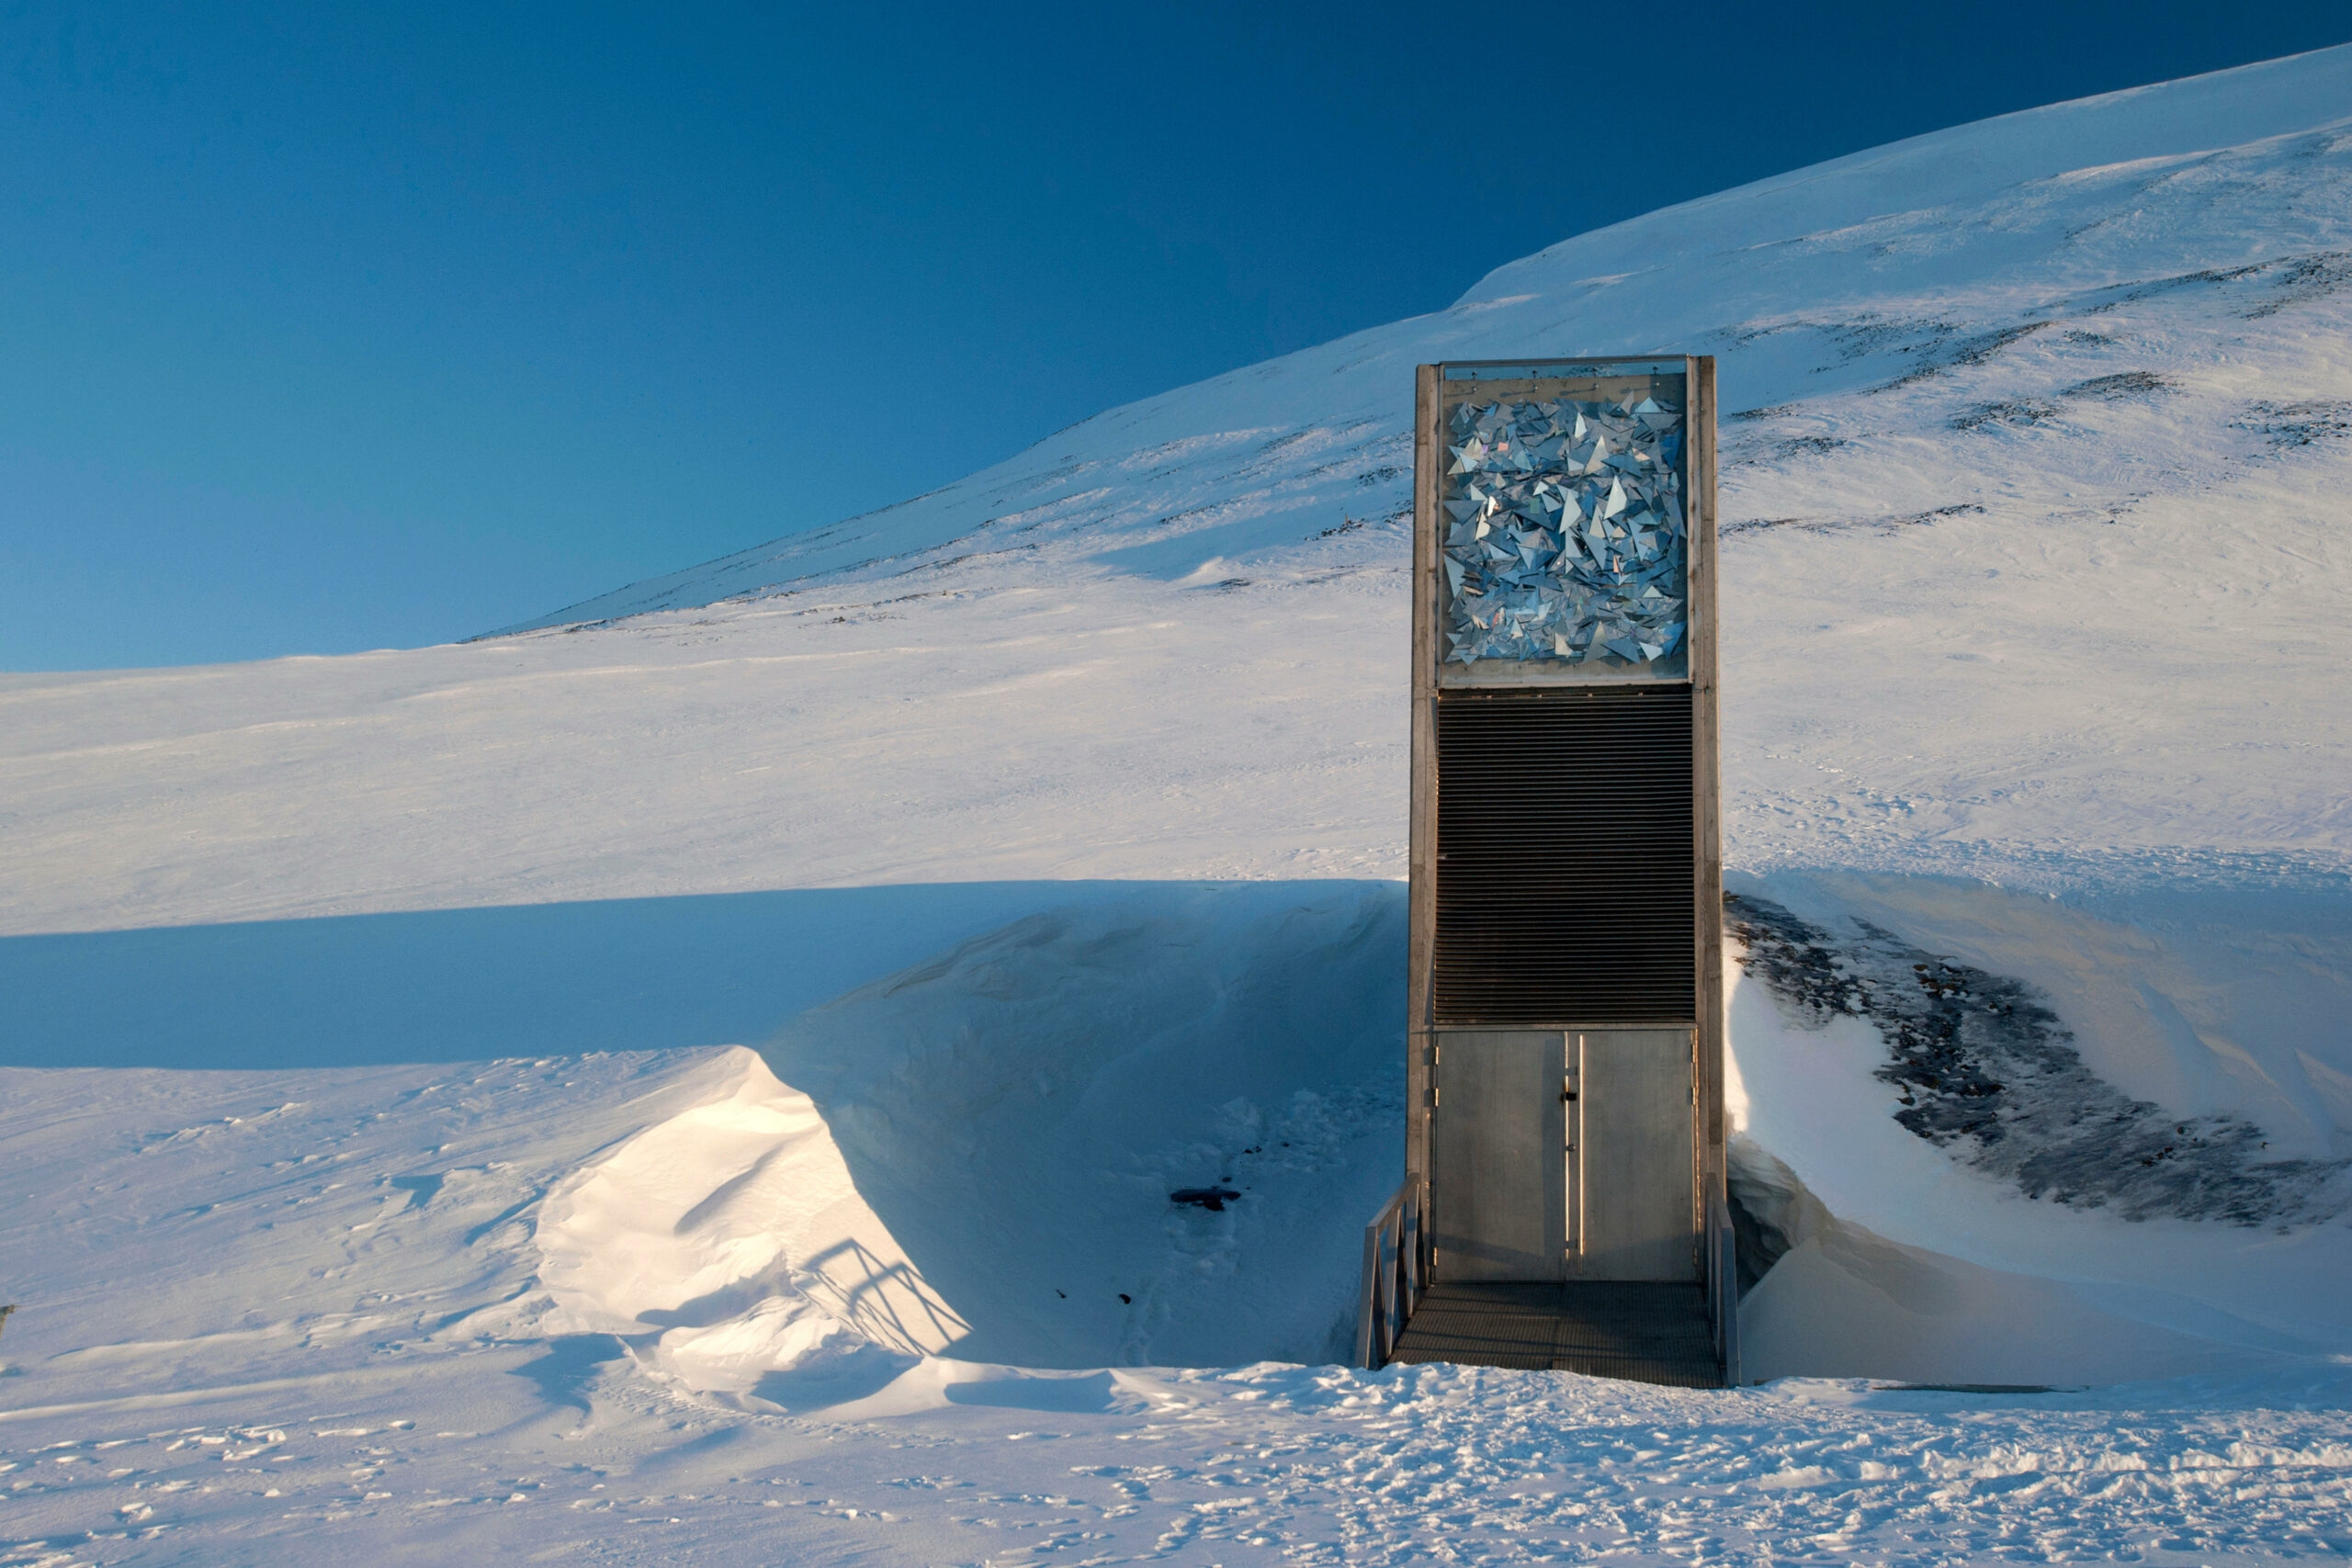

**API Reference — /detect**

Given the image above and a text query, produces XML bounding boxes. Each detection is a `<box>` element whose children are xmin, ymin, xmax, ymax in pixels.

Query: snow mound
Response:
<box><xmin>535</xmin><ymin>1046</ymin><xmax>948</xmax><ymax>1410</ymax></box>
<box><xmin>537</xmin><ymin>882</ymin><xmax>1405</xmax><ymax>1397</ymax></box>
<box><xmin>1732</xmin><ymin>1140</ymin><xmax>2323</xmax><ymax>1387</ymax></box>
<box><xmin>756</xmin><ymin>883</ymin><xmax>1405</xmax><ymax>1371</ymax></box>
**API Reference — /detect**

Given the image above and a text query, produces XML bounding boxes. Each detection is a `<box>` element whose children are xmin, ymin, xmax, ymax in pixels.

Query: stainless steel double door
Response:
<box><xmin>1431</xmin><ymin>1028</ymin><xmax>1697</xmax><ymax>1282</ymax></box>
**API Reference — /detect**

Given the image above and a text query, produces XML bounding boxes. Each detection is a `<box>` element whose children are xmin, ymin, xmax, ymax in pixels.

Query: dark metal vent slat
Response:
<box><xmin>1433</xmin><ymin>686</ymin><xmax>1694</xmax><ymax>1024</ymax></box>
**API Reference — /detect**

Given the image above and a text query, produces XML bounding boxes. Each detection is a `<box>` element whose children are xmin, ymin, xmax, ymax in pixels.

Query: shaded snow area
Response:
<box><xmin>5</xmin><ymin>42</ymin><xmax>2352</xmax><ymax>1565</ymax></box>
<box><xmin>535</xmin><ymin>886</ymin><xmax>1406</xmax><ymax>1393</ymax></box>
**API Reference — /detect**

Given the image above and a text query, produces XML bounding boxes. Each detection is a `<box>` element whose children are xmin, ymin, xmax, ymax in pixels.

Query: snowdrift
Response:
<box><xmin>536</xmin><ymin>884</ymin><xmax>1404</xmax><ymax>1401</ymax></box>
<box><xmin>510</xmin><ymin>872</ymin><xmax>2350</xmax><ymax>1398</ymax></box>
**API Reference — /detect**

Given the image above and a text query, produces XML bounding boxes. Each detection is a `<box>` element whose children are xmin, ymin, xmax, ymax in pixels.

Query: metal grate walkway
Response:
<box><xmin>1387</xmin><ymin>1280</ymin><xmax>1722</xmax><ymax>1387</ymax></box>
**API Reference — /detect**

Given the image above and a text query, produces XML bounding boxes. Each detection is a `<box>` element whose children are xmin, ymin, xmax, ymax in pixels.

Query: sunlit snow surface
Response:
<box><xmin>5</xmin><ymin>43</ymin><xmax>2352</xmax><ymax>1564</ymax></box>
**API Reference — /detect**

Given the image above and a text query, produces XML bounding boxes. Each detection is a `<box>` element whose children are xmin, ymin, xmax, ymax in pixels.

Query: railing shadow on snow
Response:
<box><xmin>795</xmin><ymin>1235</ymin><xmax>974</xmax><ymax>1359</ymax></box>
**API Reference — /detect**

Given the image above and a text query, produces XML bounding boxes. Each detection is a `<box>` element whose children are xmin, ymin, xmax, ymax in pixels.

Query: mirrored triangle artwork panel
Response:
<box><xmin>1441</xmin><ymin>391</ymin><xmax>1688</xmax><ymax>673</ymax></box>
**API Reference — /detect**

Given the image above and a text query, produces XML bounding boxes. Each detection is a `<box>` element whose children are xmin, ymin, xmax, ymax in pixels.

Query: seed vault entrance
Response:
<box><xmin>1432</xmin><ymin>1027</ymin><xmax>1697</xmax><ymax>1282</ymax></box>
<box><xmin>1365</xmin><ymin>355</ymin><xmax>1735</xmax><ymax>1385</ymax></box>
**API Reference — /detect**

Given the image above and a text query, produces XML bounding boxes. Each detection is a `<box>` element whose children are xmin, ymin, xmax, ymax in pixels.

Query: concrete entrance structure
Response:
<box><xmin>1389</xmin><ymin>355</ymin><xmax>1733</xmax><ymax>1384</ymax></box>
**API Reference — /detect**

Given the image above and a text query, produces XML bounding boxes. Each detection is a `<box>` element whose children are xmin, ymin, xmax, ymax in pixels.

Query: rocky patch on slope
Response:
<box><xmin>1726</xmin><ymin>894</ymin><xmax>2351</xmax><ymax>1228</ymax></box>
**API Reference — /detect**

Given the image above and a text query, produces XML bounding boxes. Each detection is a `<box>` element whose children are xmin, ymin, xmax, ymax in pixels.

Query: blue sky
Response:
<box><xmin>6</xmin><ymin>2</ymin><xmax>2348</xmax><ymax>671</ymax></box>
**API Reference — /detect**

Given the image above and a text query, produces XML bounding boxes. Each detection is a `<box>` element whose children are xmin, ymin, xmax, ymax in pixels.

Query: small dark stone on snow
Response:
<box><xmin>1170</xmin><ymin>1187</ymin><xmax>1242</xmax><ymax>1213</ymax></box>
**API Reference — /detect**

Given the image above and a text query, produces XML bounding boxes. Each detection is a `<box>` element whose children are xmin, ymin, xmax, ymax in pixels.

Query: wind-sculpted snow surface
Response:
<box><xmin>0</xmin><ymin>902</ymin><xmax>2347</xmax><ymax>1558</ymax></box>
<box><xmin>524</xmin><ymin>886</ymin><xmax>1406</xmax><ymax>1404</ymax></box>
<box><xmin>1727</xmin><ymin>894</ymin><xmax>2352</xmax><ymax>1227</ymax></box>
<box><xmin>8</xmin><ymin>1292</ymin><xmax>2352</xmax><ymax>1563</ymax></box>
<box><xmin>2</xmin><ymin>1037</ymin><xmax>2347</xmax><ymax>1565</ymax></box>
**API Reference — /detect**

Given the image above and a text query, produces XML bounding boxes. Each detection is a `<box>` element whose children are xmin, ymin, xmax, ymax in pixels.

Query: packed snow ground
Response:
<box><xmin>5</xmin><ymin>43</ymin><xmax>2352</xmax><ymax>1564</ymax></box>
<box><xmin>6</xmin><ymin>1036</ymin><xmax>2350</xmax><ymax>1564</ymax></box>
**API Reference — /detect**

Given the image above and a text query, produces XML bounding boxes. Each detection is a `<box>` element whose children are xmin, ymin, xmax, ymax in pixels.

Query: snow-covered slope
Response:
<box><xmin>4</xmin><ymin>45</ymin><xmax>2352</xmax><ymax>1562</ymax></box>
<box><xmin>495</xmin><ymin>41</ymin><xmax>2352</xmax><ymax>648</ymax></box>
<box><xmin>9</xmin><ymin>48</ymin><xmax>2352</xmax><ymax>931</ymax></box>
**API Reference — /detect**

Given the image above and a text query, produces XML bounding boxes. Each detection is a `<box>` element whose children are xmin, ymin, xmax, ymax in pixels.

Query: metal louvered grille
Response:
<box><xmin>1434</xmin><ymin>686</ymin><xmax>1694</xmax><ymax>1023</ymax></box>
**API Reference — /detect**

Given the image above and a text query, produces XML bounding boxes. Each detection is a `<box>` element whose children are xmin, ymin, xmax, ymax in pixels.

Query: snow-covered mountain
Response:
<box><xmin>469</xmin><ymin>39</ymin><xmax>2352</xmax><ymax>898</ymax></box>
<box><xmin>3</xmin><ymin>45</ymin><xmax>2351</xmax><ymax>1562</ymax></box>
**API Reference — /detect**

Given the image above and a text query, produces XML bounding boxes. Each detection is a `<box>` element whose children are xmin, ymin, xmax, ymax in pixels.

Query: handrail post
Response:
<box><xmin>1355</xmin><ymin>1178</ymin><xmax>1420</xmax><ymax>1371</ymax></box>
<box><xmin>1419</xmin><ymin>1175</ymin><xmax>1431</xmax><ymax>1289</ymax></box>
<box><xmin>1355</xmin><ymin>1210</ymin><xmax>1384</xmax><ymax>1369</ymax></box>
<box><xmin>1380</xmin><ymin>1224</ymin><xmax>1398</xmax><ymax>1359</ymax></box>
<box><xmin>1712</xmin><ymin>1197</ymin><xmax>1724</xmax><ymax>1360</ymax></box>
<box><xmin>1401</xmin><ymin>1182</ymin><xmax>1421</xmax><ymax>1301</ymax></box>
<box><xmin>1709</xmin><ymin>1193</ymin><xmax>1741</xmax><ymax>1388</ymax></box>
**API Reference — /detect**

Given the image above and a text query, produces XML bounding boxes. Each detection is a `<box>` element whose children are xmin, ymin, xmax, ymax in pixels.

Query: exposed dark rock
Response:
<box><xmin>2061</xmin><ymin>370</ymin><xmax>2174</xmax><ymax>400</ymax></box>
<box><xmin>1725</xmin><ymin>894</ymin><xmax>2350</xmax><ymax>1228</ymax></box>
<box><xmin>2237</xmin><ymin>399</ymin><xmax>2352</xmax><ymax>449</ymax></box>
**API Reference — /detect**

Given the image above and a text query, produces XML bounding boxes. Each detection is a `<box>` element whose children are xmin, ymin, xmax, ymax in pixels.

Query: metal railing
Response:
<box><xmin>1707</xmin><ymin>1191</ymin><xmax>1742</xmax><ymax>1389</ymax></box>
<box><xmin>1354</xmin><ymin>1175</ymin><xmax>1428</xmax><ymax>1370</ymax></box>
<box><xmin>1356</xmin><ymin>1175</ymin><xmax>1738</xmax><ymax>1384</ymax></box>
